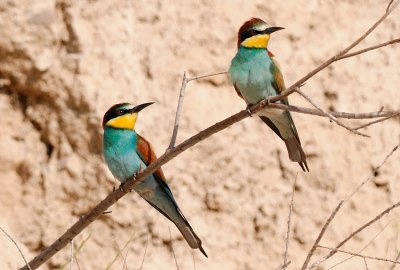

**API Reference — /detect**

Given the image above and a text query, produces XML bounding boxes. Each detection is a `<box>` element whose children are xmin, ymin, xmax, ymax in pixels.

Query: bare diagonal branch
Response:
<box><xmin>301</xmin><ymin>201</ymin><xmax>344</xmax><ymax>270</ymax></box>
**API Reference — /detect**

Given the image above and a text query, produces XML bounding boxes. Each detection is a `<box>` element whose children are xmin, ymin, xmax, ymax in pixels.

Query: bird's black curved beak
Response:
<box><xmin>263</xmin><ymin>26</ymin><xmax>285</xmax><ymax>34</ymax></box>
<box><xmin>132</xmin><ymin>102</ymin><xmax>154</xmax><ymax>113</ymax></box>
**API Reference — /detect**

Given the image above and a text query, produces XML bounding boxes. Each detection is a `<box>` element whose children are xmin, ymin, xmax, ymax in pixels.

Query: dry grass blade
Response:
<box><xmin>139</xmin><ymin>235</ymin><xmax>149</xmax><ymax>270</ymax></box>
<box><xmin>169</xmin><ymin>227</ymin><xmax>179</xmax><ymax>270</ymax></box>
<box><xmin>0</xmin><ymin>226</ymin><xmax>32</xmax><ymax>270</ymax></box>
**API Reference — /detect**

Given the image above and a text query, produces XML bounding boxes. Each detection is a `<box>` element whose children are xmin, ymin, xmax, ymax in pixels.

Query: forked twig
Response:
<box><xmin>338</xmin><ymin>38</ymin><xmax>400</xmax><ymax>60</ymax></box>
<box><xmin>325</xmin><ymin>220</ymin><xmax>392</xmax><ymax>269</ymax></box>
<box><xmin>295</xmin><ymin>88</ymin><xmax>368</xmax><ymax>137</ymax></box>
<box><xmin>310</xmin><ymin>201</ymin><xmax>400</xmax><ymax>269</ymax></box>
<box><xmin>167</xmin><ymin>71</ymin><xmax>227</xmax><ymax>150</ymax></box>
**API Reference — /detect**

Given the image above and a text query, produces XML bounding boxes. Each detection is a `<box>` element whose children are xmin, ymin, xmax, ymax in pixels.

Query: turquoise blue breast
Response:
<box><xmin>229</xmin><ymin>47</ymin><xmax>277</xmax><ymax>104</ymax></box>
<box><xmin>103</xmin><ymin>127</ymin><xmax>144</xmax><ymax>183</ymax></box>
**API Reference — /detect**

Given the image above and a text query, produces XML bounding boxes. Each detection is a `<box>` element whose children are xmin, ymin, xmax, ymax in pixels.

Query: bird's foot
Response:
<box><xmin>119</xmin><ymin>182</ymin><xmax>129</xmax><ymax>193</ymax></box>
<box><xmin>138</xmin><ymin>164</ymin><xmax>144</xmax><ymax>174</ymax></box>
<box><xmin>265</xmin><ymin>96</ymin><xmax>271</xmax><ymax>106</ymax></box>
<box><xmin>246</xmin><ymin>105</ymin><xmax>253</xmax><ymax>117</ymax></box>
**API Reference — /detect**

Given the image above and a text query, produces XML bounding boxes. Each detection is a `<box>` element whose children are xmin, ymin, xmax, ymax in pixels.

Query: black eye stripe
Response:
<box><xmin>102</xmin><ymin>103</ymin><xmax>134</xmax><ymax>127</ymax></box>
<box><xmin>105</xmin><ymin>109</ymin><xmax>128</xmax><ymax>123</ymax></box>
<box><xmin>240</xmin><ymin>29</ymin><xmax>264</xmax><ymax>42</ymax></box>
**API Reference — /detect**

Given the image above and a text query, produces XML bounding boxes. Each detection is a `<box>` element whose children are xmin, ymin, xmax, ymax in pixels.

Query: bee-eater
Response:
<box><xmin>228</xmin><ymin>18</ymin><xmax>309</xmax><ymax>172</ymax></box>
<box><xmin>102</xmin><ymin>102</ymin><xmax>207</xmax><ymax>257</ymax></box>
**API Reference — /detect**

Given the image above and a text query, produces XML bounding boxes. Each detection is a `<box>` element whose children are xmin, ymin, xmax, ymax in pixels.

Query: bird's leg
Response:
<box><xmin>119</xmin><ymin>165</ymin><xmax>144</xmax><ymax>193</ymax></box>
<box><xmin>119</xmin><ymin>182</ymin><xmax>129</xmax><ymax>193</ymax></box>
<box><xmin>265</xmin><ymin>96</ymin><xmax>272</xmax><ymax>105</ymax></box>
<box><xmin>246</xmin><ymin>104</ymin><xmax>253</xmax><ymax>117</ymax></box>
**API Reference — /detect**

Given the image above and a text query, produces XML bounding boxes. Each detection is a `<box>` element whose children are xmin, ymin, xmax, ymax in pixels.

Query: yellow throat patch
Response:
<box><xmin>106</xmin><ymin>113</ymin><xmax>138</xmax><ymax>130</ymax></box>
<box><xmin>241</xmin><ymin>34</ymin><xmax>270</xmax><ymax>49</ymax></box>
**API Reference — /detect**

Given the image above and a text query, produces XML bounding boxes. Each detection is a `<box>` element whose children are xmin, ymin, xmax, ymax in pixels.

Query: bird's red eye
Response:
<box><xmin>117</xmin><ymin>109</ymin><xmax>125</xmax><ymax>115</ymax></box>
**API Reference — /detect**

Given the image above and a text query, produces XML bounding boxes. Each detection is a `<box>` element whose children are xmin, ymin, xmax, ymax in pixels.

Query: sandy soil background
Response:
<box><xmin>0</xmin><ymin>0</ymin><xmax>400</xmax><ymax>269</ymax></box>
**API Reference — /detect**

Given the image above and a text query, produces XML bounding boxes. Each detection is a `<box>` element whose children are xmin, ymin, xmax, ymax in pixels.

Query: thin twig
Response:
<box><xmin>267</xmin><ymin>103</ymin><xmax>400</xmax><ymax>120</ymax></box>
<box><xmin>345</xmin><ymin>143</ymin><xmax>399</xmax><ymax>202</ymax></box>
<box><xmin>338</xmin><ymin>39</ymin><xmax>400</xmax><ymax>60</ymax></box>
<box><xmin>387</xmin><ymin>0</ymin><xmax>396</xmax><ymax>12</ymax></box>
<box><xmin>167</xmin><ymin>71</ymin><xmax>227</xmax><ymax>150</ymax></box>
<box><xmin>168</xmin><ymin>72</ymin><xmax>189</xmax><ymax>150</ymax></box>
<box><xmin>364</xmin><ymin>257</ymin><xmax>369</xmax><ymax>270</ymax></box>
<box><xmin>283</xmin><ymin>174</ymin><xmax>297</xmax><ymax>267</ymax></box>
<box><xmin>187</xmin><ymin>71</ymin><xmax>227</xmax><ymax>82</ymax></box>
<box><xmin>295</xmin><ymin>88</ymin><xmax>369</xmax><ymax>137</ymax></box>
<box><xmin>21</xmin><ymin>2</ymin><xmax>400</xmax><ymax>269</ymax></box>
<box><xmin>310</xmin><ymin>201</ymin><xmax>400</xmax><ymax>269</ymax></box>
<box><xmin>353</xmin><ymin>112</ymin><xmax>400</xmax><ymax>130</ymax></box>
<box><xmin>301</xmin><ymin>200</ymin><xmax>345</xmax><ymax>270</ymax></box>
<box><xmin>0</xmin><ymin>226</ymin><xmax>32</xmax><ymax>270</ymax></box>
<box><xmin>277</xmin><ymin>103</ymin><xmax>399</xmax><ymax>119</ymax></box>
<box><xmin>318</xmin><ymin>245</ymin><xmax>400</xmax><ymax>265</ymax></box>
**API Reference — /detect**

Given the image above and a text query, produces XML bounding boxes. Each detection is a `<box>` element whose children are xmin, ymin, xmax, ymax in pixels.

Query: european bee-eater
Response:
<box><xmin>228</xmin><ymin>18</ymin><xmax>309</xmax><ymax>171</ymax></box>
<box><xmin>102</xmin><ymin>102</ymin><xmax>207</xmax><ymax>257</ymax></box>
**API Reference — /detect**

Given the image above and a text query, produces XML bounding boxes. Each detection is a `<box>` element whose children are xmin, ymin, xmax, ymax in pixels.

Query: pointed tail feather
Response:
<box><xmin>176</xmin><ymin>223</ymin><xmax>208</xmax><ymax>257</ymax></box>
<box><xmin>259</xmin><ymin>115</ymin><xmax>309</xmax><ymax>172</ymax></box>
<box><xmin>142</xmin><ymin>183</ymin><xmax>208</xmax><ymax>257</ymax></box>
<box><xmin>283</xmin><ymin>137</ymin><xmax>309</xmax><ymax>172</ymax></box>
